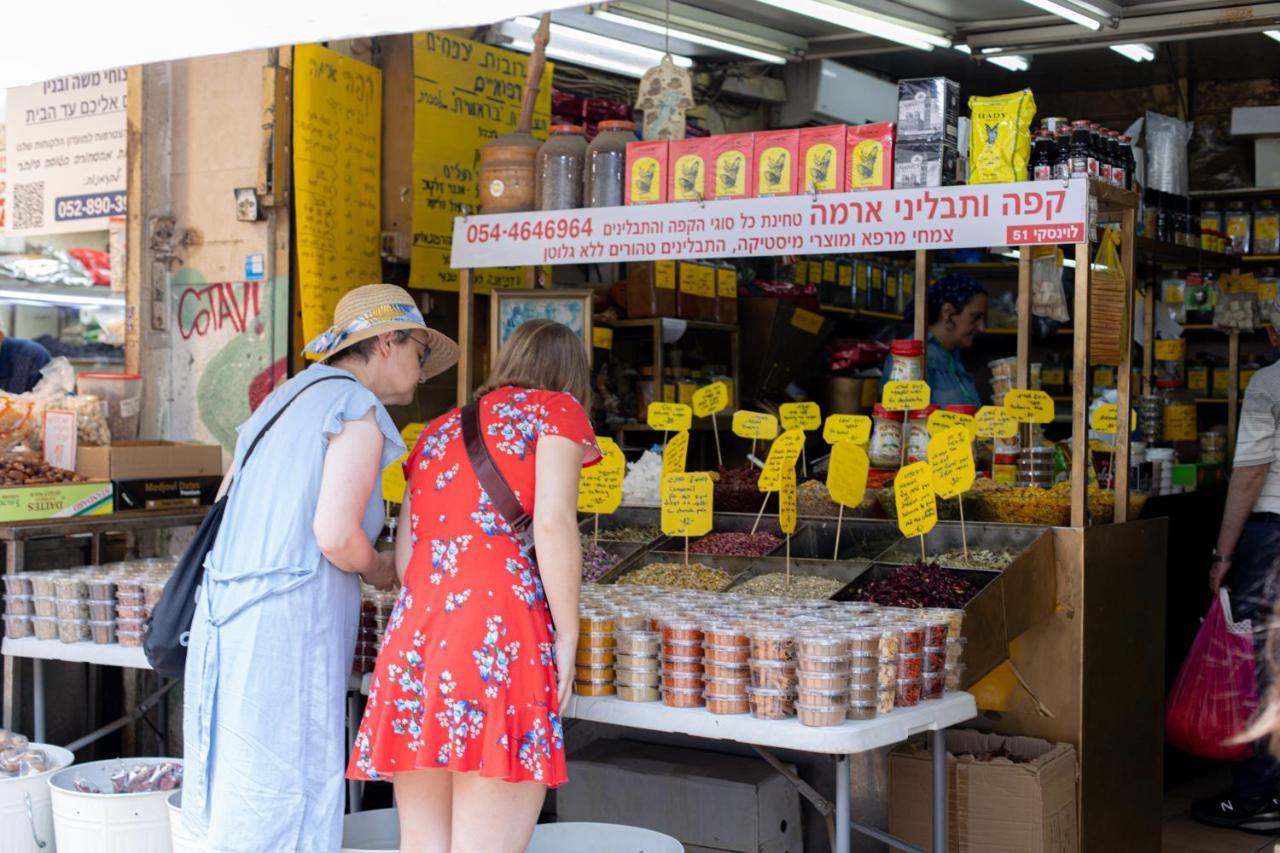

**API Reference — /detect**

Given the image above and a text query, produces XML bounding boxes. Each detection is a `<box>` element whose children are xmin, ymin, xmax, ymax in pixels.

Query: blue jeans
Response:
<box><xmin>1229</xmin><ymin>517</ymin><xmax>1280</xmax><ymax>801</ymax></box>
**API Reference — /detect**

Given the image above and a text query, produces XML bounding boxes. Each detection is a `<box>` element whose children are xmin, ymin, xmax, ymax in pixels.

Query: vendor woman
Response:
<box><xmin>880</xmin><ymin>273</ymin><xmax>987</xmax><ymax>407</ymax></box>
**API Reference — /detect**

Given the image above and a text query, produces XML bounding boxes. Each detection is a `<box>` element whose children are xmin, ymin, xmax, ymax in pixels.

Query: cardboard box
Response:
<box><xmin>889</xmin><ymin>730</ymin><xmax>1078</xmax><ymax>853</ymax></box>
<box><xmin>753</xmin><ymin>129</ymin><xmax>800</xmax><ymax>197</ymax></box>
<box><xmin>559</xmin><ymin>739</ymin><xmax>802</xmax><ymax>853</ymax></box>
<box><xmin>897</xmin><ymin>76</ymin><xmax>960</xmax><ymax>143</ymax></box>
<box><xmin>114</xmin><ymin>476</ymin><xmax>222</xmax><ymax>511</ymax></box>
<box><xmin>710</xmin><ymin>132</ymin><xmax>754</xmax><ymax>199</ymax></box>
<box><xmin>894</xmin><ymin>138</ymin><xmax>960</xmax><ymax>189</ymax></box>
<box><xmin>0</xmin><ymin>481</ymin><xmax>113</xmax><ymax>521</ymax></box>
<box><xmin>847</xmin><ymin>122</ymin><xmax>895</xmax><ymax>191</ymax></box>
<box><xmin>799</xmin><ymin>125</ymin><xmax>846</xmax><ymax>194</ymax></box>
<box><xmin>625</xmin><ymin>140</ymin><xmax>668</xmax><ymax>205</ymax></box>
<box><xmin>1256</xmin><ymin>138</ymin><xmax>1280</xmax><ymax>188</ymax></box>
<box><xmin>77</xmin><ymin>440</ymin><xmax>223</xmax><ymax>481</ymax></box>
<box><xmin>668</xmin><ymin>137</ymin><xmax>713</xmax><ymax>202</ymax></box>
<box><xmin>1231</xmin><ymin>105</ymin><xmax>1280</xmax><ymax>137</ymax></box>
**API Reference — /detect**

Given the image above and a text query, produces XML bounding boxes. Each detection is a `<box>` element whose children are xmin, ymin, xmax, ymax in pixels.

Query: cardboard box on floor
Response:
<box><xmin>889</xmin><ymin>730</ymin><xmax>1078</xmax><ymax>853</ymax></box>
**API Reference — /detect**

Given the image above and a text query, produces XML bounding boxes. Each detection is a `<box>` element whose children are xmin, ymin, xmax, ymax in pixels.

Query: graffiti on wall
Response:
<box><xmin>171</xmin><ymin>271</ymin><xmax>288</xmax><ymax>450</ymax></box>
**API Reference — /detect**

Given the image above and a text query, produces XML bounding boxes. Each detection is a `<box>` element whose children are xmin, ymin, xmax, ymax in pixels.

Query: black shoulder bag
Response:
<box><xmin>144</xmin><ymin>374</ymin><xmax>355</xmax><ymax>678</ymax></box>
<box><xmin>460</xmin><ymin>401</ymin><xmax>537</xmax><ymax>564</ymax></box>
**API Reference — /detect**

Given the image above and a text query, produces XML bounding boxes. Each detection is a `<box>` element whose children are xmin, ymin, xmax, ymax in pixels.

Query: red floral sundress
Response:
<box><xmin>348</xmin><ymin>387</ymin><xmax>599</xmax><ymax>787</ymax></box>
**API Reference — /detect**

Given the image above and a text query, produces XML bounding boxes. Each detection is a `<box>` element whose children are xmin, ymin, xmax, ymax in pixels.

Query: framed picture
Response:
<box><xmin>490</xmin><ymin>288</ymin><xmax>593</xmax><ymax>363</ymax></box>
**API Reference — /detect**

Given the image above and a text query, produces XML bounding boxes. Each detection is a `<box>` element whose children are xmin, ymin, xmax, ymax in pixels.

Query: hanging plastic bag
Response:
<box><xmin>1165</xmin><ymin>589</ymin><xmax>1258</xmax><ymax>761</ymax></box>
<box><xmin>1031</xmin><ymin>246</ymin><xmax>1069</xmax><ymax>322</ymax></box>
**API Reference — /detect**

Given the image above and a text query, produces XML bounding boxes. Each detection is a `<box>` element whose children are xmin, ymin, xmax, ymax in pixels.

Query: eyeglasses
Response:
<box><xmin>406</xmin><ymin>333</ymin><xmax>431</xmax><ymax>369</ymax></box>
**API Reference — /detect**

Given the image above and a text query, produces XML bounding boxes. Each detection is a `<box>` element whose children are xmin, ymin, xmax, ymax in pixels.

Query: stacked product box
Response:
<box><xmin>894</xmin><ymin>77</ymin><xmax>961</xmax><ymax>188</ymax></box>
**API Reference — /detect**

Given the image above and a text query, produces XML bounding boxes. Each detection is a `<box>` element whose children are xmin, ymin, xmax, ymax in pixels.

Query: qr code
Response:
<box><xmin>12</xmin><ymin>182</ymin><xmax>44</xmax><ymax>231</ymax></box>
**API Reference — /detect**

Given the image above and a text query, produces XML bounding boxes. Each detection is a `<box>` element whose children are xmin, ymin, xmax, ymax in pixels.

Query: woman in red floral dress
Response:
<box><xmin>349</xmin><ymin>320</ymin><xmax>598</xmax><ymax>852</ymax></box>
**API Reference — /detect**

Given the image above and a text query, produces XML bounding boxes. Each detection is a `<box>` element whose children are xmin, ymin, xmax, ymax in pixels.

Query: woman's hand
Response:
<box><xmin>554</xmin><ymin>630</ymin><xmax>578</xmax><ymax>710</ymax></box>
<box><xmin>360</xmin><ymin>550</ymin><xmax>399</xmax><ymax>591</ymax></box>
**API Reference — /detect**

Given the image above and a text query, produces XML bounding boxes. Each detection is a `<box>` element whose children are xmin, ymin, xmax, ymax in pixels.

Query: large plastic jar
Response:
<box><xmin>1254</xmin><ymin>199</ymin><xmax>1279</xmax><ymax>255</ymax></box>
<box><xmin>535</xmin><ymin>125</ymin><xmax>587</xmax><ymax>211</ymax></box>
<box><xmin>887</xmin><ymin>340</ymin><xmax>924</xmax><ymax>383</ymax></box>
<box><xmin>77</xmin><ymin>373</ymin><xmax>142</xmax><ymax>441</ymax></box>
<box><xmin>586</xmin><ymin>120</ymin><xmax>634</xmax><ymax>208</ymax></box>
<box><xmin>906</xmin><ymin>405</ymin><xmax>937</xmax><ymax>465</ymax></box>
<box><xmin>868</xmin><ymin>404</ymin><xmax>905</xmax><ymax>468</ymax></box>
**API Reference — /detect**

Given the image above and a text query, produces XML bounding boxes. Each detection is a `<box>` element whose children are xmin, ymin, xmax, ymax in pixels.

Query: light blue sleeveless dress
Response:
<box><xmin>181</xmin><ymin>363</ymin><xmax>404</xmax><ymax>853</ymax></box>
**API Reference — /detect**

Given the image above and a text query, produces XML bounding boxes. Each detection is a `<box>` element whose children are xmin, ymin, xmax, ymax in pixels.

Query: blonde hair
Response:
<box><xmin>477</xmin><ymin>319</ymin><xmax>590</xmax><ymax>404</ymax></box>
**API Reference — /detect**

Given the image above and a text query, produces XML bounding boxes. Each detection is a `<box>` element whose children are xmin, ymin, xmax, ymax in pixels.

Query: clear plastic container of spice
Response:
<box><xmin>747</xmin><ymin>628</ymin><xmax>793</xmax><ymax>661</ymax></box>
<box><xmin>535</xmin><ymin>125</ymin><xmax>587</xmax><ymax>211</ymax></box>
<box><xmin>2</xmin><ymin>572</ymin><xmax>34</xmax><ymax>596</ymax></box>
<box><xmin>906</xmin><ymin>406</ymin><xmax>938</xmax><ymax>465</ymax></box>
<box><xmin>888</xmin><ymin>340</ymin><xmax>924</xmax><ymax>383</ymax></box>
<box><xmin>4</xmin><ymin>613</ymin><xmax>34</xmax><ymax>637</ymax></box>
<box><xmin>869</xmin><ymin>405</ymin><xmax>905</xmax><ymax>469</ymax></box>
<box><xmin>797</xmin><ymin>703</ymin><xmax>847</xmax><ymax>727</ymax></box>
<box><xmin>661</xmin><ymin>686</ymin><xmax>705</xmax><ymax>708</ymax></box>
<box><xmin>57</xmin><ymin>618</ymin><xmax>90</xmax><ymax>643</ymax></box>
<box><xmin>33</xmin><ymin>615</ymin><xmax>59</xmax><ymax>640</ymax></box>
<box><xmin>748</xmin><ymin>659</ymin><xmax>798</xmax><ymax>690</ymax></box>
<box><xmin>846</xmin><ymin>700</ymin><xmax>877</xmax><ymax>721</ymax></box>
<box><xmin>747</xmin><ymin>687</ymin><xmax>795</xmax><ymax>720</ymax></box>
<box><xmin>705</xmin><ymin>692</ymin><xmax>749</xmax><ymax>715</ymax></box>
<box><xmin>585</xmin><ymin>120</ymin><xmax>634</xmax><ymax>208</ymax></box>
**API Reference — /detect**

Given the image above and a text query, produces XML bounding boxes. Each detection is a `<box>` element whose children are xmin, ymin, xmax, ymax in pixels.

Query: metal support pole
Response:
<box><xmin>835</xmin><ymin>754</ymin><xmax>850</xmax><ymax>853</ymax></box>
<box><xmin>157</xmin><ymin>674</ymin><xmax>170</xmax><ymax>756</ymax></box>
<box><xmin>933</xmin><ymin>728</ymin><xmax>947</xmax><ymax>853</ymax></box>
<box><xmin>33</xmin><ymin>659</ymin><xmax>45</xmax><ymax>743</ymax></box>
<box><xmin>3</xmin><ymin>540</ymin><xmax>26</xmax><ymax>731</ymax></box>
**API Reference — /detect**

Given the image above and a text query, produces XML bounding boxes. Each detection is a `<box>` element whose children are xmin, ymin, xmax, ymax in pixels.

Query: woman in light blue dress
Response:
<box><xmin>182</xmin><ymin>284</ymin><xmax>458</xmax><ymax>852</ymax></box>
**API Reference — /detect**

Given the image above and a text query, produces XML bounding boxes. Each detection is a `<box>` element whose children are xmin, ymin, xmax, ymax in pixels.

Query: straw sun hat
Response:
<box><xmin>304</xmin><ymin>284</ymin><xmax>459</xmax><ymax>380</ymax></box>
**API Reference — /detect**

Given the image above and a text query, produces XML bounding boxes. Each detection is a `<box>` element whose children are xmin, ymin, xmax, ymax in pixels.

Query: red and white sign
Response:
<box><xmin>43</xmin><ymin>409</ymin><xmax>77</xmax><ymax>472</ymax></box>
<box><xmin>450</xmin><ymin>179</ymin><xmax>1089</xmax><ymax>268</ymax></box>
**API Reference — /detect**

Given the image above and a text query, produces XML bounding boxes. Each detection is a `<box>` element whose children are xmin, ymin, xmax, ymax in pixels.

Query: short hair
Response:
<box><xmin>476</xmin><ymin>319</ymin><xmax>590</xmax><ymax>404</ymax></box>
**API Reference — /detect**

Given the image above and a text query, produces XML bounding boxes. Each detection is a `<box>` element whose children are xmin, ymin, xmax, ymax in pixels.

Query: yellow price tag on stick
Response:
<box><xmin>1089</xmin><ymin>404</ymin><xmax>1137</xmax><ymax>434</ymax></box>
<box><xmin>592</xmin><ymin>327</ymin><xmax>613</xmax><ymax>350</ymax></box>
<box><xmin>662</xmin><ymin>430</ymin><xmax>689</xmax><ymax>479</ymax></box>
<box><xmin>927</xmin><ymin>427</ymin><xmax>976</xmax><ymax>500</ymax></box>
<box><xmin>894</xmin><ymin>461</ymin><xmax>938</xmax><ymax>538</ymax></box>
<box><xmin>823</xmin><ymin>414</ymin><xmax>872</xmax><ymax>445</ymax></box>
<box><xmin>648</xmin><ymin>402</ymin><xmax>692</xmax><ymax>431</ymax></box>
<box><xmin>382</xmin><ymin>422</ymin><xmax>427</xmax><ymax>503</ymax></box>
<box><xmin>661</xmin><ymin>472</ymin><xmax>714</xmax><ymax>538</ymax></box>
<box><xmin>779</xmin><ymin>469</ymin><xmax>797</xmax><ymax>535</ymax></box>
<box><xmin>882</xmin><ymin>380</ymin><xmax>931</xmax><ymax>411</ymax></box>
<box><xmin>692</xmin><ymin>382</ymin><xmax>729</xmax><ymax>418</ymax></box>
<box><xmin>1003</xmin><ymin>389</ymin><xmax>1055</xmax><ymax>424</ymax></box>
<box><xmin>779</xmin><ymin>402</ymin><xmax>821</xmax><ymax>431</ymax></box>
<box><xmin>975</xmin><ymin>406</ymin><xmax>1017</xmax><ymax>439</ymax></box>
<box><xmin>578</xmin><ymin>437</ymin><xmax>625</xmax><ymax>514</ymax></box>
<box><xmin>758</xmin><ymin>428</ymin><xmax>806</xmax><ymax>491</ymax></box>
<box><xmin>827</xmin><ymin>442</ymin><xmax>870</xmax><ymax>508</ymax></box>
<box><xmin>927</xmin><ymin>409</ymin><xmax>976</xmax><ymax>439</ymax></box>
<box><xmin>732</xmin><ymin>411</ymin><xmax>779</xmax><ymax>441</ymax></box>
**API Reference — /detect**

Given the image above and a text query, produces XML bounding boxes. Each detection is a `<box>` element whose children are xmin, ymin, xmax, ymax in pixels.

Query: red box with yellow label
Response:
<box><xmin>626</xmin><ymin>140</ymin><xmax>668</xmax><ymax>205</ymax></box>
<box><xmin>846</xmin><ymin>122</ymin><xmax>895</xmax><ymax>191</ymax></box>
<box><xmin>709</xmin><ymin>133</ymin><xmax>755</xmax><ymax>200</ymax></box>
<box><xmin>799</xmin><ymin>126</ymin><xmax>847</xmax><ymax>194</ymax></box>
<box><xmin>668</xmin><ymin>138</ymin><xmax>713</xmax><ymax>203</ymax></box>
<box><xmin>754</xmin><ymin>129</ymin><xmax>800</xmax><ymax>197</ymax></box>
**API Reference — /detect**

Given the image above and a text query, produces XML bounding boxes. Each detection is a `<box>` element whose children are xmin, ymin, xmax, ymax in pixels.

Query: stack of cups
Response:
<box><xmin>115</xmin><ymin>573</ymin><xmax>148</xmax><ymax>647</ymax></box>
<box><xmin>1147</xmin><ymin>447</ymin><xmax>1176</xmax><ymax>495</ymax></box>
<box><xmin>614</xmin><ymin>611</ymin><xmax>659</xmax><ymax>701</ymax></box>
<box><xmin>921</xmin><ymin>618</ymin><xmax>950</xmax><ymax>700</ymax></box>
<box><xmin>795</xmin><ymin>634</ymin><xmax>852</xmax><ymax>727</ymax></box>
<box><xmin>85</xmin><ymin>574</ymin><xmax>117</xmax><ymax>644</ymax></box>
<box><xmin>53</xmin><ymin>573</ymin><xmax>91</xmax><ymax>644</ymax></box>
<box><xmin>747</xmin><ymin>628</ymin><xmax>796</xmax><ymax>719</ymax></box>
<box><xmin>875</xmin><ymin>627</ymin><xmax>901</xmax><ymax>714</ymax></box>
<box><xmin>574</xmin><ymin>612</ymin><xmax>616</xmax><ymax>697</ymax></box>
<box><xmin>847</xmin><ymin>628</ymin><xmax>883</xmax><ymax>720</ymax></box>
<box><xmin>658</xmin><ymin>620</ymin><xmax>704</xmax><ymax>708</ymax></box>
<box><xmin>894</xmin><ymin>622</ymin><xmax>926</xmax><ymax>708</ymax></box>
<box><xmin>702</xmin><ymin>622</ymin><xmax>750</xmax><ymax>714</ymax></box>
<box><xmin>3</xmin><ymin>572</ymin><xmax>34</xmax><ymax>638</ymax></box>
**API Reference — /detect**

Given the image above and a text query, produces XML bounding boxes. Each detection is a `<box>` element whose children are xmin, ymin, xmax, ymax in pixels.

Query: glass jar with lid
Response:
<box><xmin>868</xmin><ymin>405</ymin><xmax>905</xmax><ymax>469</ymax></box>
<box><xmin>1200</xmin><ymin>201</ymin><xmax>1223</xmax><ymax>248</ymax></box>
<box><xmin>1153</xmin><ymin>336</ymin><xmax>1186</xmax><ymax>386</ymax></box>
<box><xmin>1254</xmin><ymin>199</ymin><xmax>1280</xmax><ymax>255</ymax></box>
<box><xmin>887</xmin><ymin>340</ymin><xmax>924</xmax><ymax>383</ymax></box>
<box><xmin>1224</xmin><ymin>201</ymin><xmax>1252</xmax><ymax>254</ymax></box>
<box><xmin>1259</xmin><ymin>267</ymin><xmax>1279</xmax><ymax>324</ymax></box>
<box><xmin>1160</xmin><ymin>383</ymin><xmax>1199</xmax><ymax>461</ymax></box>
<box><xmin>906</xmin><ymin>405</ymin><xmax>938</xmax><ymax>465</ymax></box>
<box><xmin>586</xmin><ymin>120</ymin><xmax>634</xmax><ymax>208</ymax></box>
<box><xmin>535</xmin><ymin>125</ymin><xmax>587</xmax><ymax>211</ymax></box>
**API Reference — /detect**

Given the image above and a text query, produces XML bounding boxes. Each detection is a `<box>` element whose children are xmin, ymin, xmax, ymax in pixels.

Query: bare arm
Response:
<box><xmin>313</xmin><ymin>411</ymin><xmax>384</xmax><ymax>576</ymax></box>
<box><xmin>1211</xmin><ymin>463</ymin><xmax>1271</xmax><ymax>593</ymax></box>
<box><xmin>395</xmin><ymin>493</ymin><xmax>413</xmax><ymax>582</ymax></box>
<box><xmin>534</xmin><ymin>435</ymin><xmax>586</xmax><ymax>708</ymax></box>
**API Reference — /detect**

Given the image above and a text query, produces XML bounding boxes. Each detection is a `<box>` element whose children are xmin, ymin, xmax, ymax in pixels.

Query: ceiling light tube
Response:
<box><xmin>752</xmin><ymin>0</ymin><xmax>950</xmax><ymax>51</ymax></box>
<box><xmin>0</xmin><ymin>289</ymin><xmax>124</xmax><ymax>308</ymax></box>
<box><xmin>987</xmin><ymin>54</ymin><xmax>1030</xmax><ymax>71</ymax></box>
<box><xmin>589</xmin><ymin>9</ymin><xmax>789</xmax><ymax>63</ymax></box>
<box><xmin>1110</xmin><ymin>43</ymin><xmax>1154</xmax><ymax>62</ymax></box>
<box><xmin>1266</xmin><ymin>30</ymin><xmax>1280</xmax><ymax>43</ymax></box>
<box><xmin>501</xmin><ymin>18</ymin><xmax>693</xmax><ymax>76</ymax></box>
<box><xmin>1016</xmin><ymin>0</ymin><xmax>1102</xmax><ymax>31</ymax></box>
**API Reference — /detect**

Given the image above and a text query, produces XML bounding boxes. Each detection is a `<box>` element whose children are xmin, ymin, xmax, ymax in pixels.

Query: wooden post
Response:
<box><xmin>456</xmin><ymin>269</ymin><xmax>475</xmax><ymax>407</ymax></box>
<box><xmin>1071</xmin><ymin>242</ymin><xmax>1091</xmax><ymax>527</ymax></box>
<box><xmin>914</xmin><ymin>249</ymin><xmax>928</xmax><ymax>371</ymax></box>
<box><xmin>1113</xmin><ymin>206</ymin><xmax>1136</xmax><ymax>523</ymax></box>
<box><xmin>1142</xmin><ymin>258</ymin><xmax>1156</xmax><ymax>396</ymax></box>
<box><xmin>1228</xmin><ymin>330</ymin><xmax>1240</xmax><ymax>459</ymax></box>
<box><xmin>1016</xmin><ymin>251</ymin><xmax>1032</xmax><ymax>390</ymax></box>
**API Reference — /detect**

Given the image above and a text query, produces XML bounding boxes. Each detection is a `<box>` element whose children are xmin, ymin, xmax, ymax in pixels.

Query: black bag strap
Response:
<box><xmin>460</xmin><ymin>401</ymin><xmax>536</xmax><ymax>558</ymax></box>
<box><xmin>232</xmin><ymin>374</ymin><xmax>356</xmax><ymax>485</ymax></box>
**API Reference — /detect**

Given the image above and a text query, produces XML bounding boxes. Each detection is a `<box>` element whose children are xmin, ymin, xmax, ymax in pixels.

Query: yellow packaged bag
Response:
<box><xmin>967</xmin><ymin>89</ymin><xmax>1037</xmax><ymax>184</ymax></box>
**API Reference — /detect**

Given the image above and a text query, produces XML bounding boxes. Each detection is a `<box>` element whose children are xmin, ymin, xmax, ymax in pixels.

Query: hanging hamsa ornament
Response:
<box><xmin>637</xmin><ymin>54</ymin><xmax>694</xmax><ymax>141</ymax></box>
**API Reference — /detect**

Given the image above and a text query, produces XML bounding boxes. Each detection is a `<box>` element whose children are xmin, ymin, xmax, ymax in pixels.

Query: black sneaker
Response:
<box><xmin>1192</xmin><ymin>792</ymin><xmax>1280</xmax><ymax>834</ymax></box>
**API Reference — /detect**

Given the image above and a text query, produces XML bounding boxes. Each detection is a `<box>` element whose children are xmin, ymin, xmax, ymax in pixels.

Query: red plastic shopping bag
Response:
<box><xmin>1166</xmin><ymin>589</ymin><xmax>1260</xmax><ymax>761</ymax></box>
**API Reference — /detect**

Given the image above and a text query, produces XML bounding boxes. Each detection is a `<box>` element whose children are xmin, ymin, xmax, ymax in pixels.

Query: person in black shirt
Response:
<box><xmin>0</xmin><ymin>332</ymin><xmax>52</xmax><ymax>393</ymax></box>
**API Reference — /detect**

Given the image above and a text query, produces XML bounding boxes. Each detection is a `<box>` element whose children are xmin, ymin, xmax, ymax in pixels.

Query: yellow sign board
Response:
<box><xmin>779</xmin><ymin>470</ymin><xmax>797</xmax><ymax>535</ymax></box>
<box><xmin>827</xmin><ymin>442</ymin><xmax>870</xmax><ymax>508</ymax></box>
<box><xmin>927</xmin><ymin>409</ymin><xmax>976</xmax><ymax>439</ymax></box>
<box><xmin>975</xmin><ymin>406</ymin><xmax>1018</xmax><ymax>439</ymax></box>
<box><xmin>662</xmin><ymin>431</ymin><xmax>689</xmax><ymax>479</ymax></box>
<box><xmin>758</xmin><ymin>428</ymin><xmax>806</xmax><ymax>491</ymax></box>
<box><xmin>732</xmin><ymin>411</ymin><xmax>779</xmax><ymax>441</ymax></box>
<box><xmin>1153</xmin><ymin>339</ymin><xmax>1185</xmax><ymax>361</ymax></box>
<box><xmin>592</xmin><ymin>327</ymin><xmax>613</xmax><ymax>350</ymax></box>
<box><xmin>661</xmin><ymin>472</ymin><xmax>714</xmax><ymax>538</ymax></box>
<box><xmin>294</xmin><ymin>44</ymin><xmax>383</xmax><ymax>352</ymax></box>
<box><xmin>823</xmin><ymin>414</ymin><xmax>872</xmax><ymax>445</ymax></box>
<box><xmin>927</xmin><ymin>427</ymin><xmax>976</xmax><ymax>500</ymax></box>
<box><xmin>882</xmin><ymin>380</ymin><xmax>931</xmax><ymax>411</ymax></box>
<box><xmin>648</xmin><ymin>402</ymin><xmax>692</xmax><ymax>432</ymax></box>
<box><xmin>382</xmin><ymin>422</ymin><xmax>426</xmax><ymax>503</ymax></box>
<box><xmin>1163</xmin><ymin>404</ymin><xmax>1198</xmax><ymax>442</ymax></box>
<box><xmin>790</xmin><ymin>308</ymin><xmax>824</xmax><ymax>334</ymax></box>
<box><xmin>693</xmin><ymin>382</ymin><xmax>729</xmax><ymax>418</ymax></box>
<box><xmin>578</xmin><ymin>437</ymin><xmax>625</xmax><ymax>514</ymax></box>
<box><xmin>894</xmin><ymin>461</ymin><xmax>938</xmax><ymax>538</ymax></box>
<box><xmin>1003</xmin><ymin>389</ymin><xmax>1055</xmax><ymax>424</ymax></box>
<box><xmin>1089</xmin><ymin>404</ymin><xmax>1138</xmax><ymax>433</ymax></box>
<box><xmin>409</xmin><ymin>33</ymin><xmax>552</xmax><ymax>293</ymax></box>
<box><xmin>779</xmin><ymin>402</ymin><xmax>821</xmax><ymax>431</ymax></box>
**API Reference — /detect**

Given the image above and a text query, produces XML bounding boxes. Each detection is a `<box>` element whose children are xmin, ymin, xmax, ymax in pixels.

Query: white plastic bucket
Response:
<box><xmin>165</xmin><ymin>791</ymin><xmax>206</xmax><ymax>853</ymax></box>
<box><xmin>1</xmin><ymin>742</ymin><xmax>74</xmax><ymax>853</ymax></box>
<box><xmin>342</xmin><ymin>808</ymin><xmax>400</xmax><ymax>852</ymax></box>
<box><xmin>49</xmin><ymin>757</ymin><xmax>181</xmax><ymax>853</ymax></box>
<box><xmin>526</xmin><ymin>822</ymin><xmax>684</xmax><ymax>852</ymax></box>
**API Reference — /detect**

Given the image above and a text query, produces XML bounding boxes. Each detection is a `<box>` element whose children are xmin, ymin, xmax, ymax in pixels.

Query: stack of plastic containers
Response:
<box><xmin>658</xmin><ymin>619</ymin><xmax>704</xmax><ymax>708</ymax></box>
<box><xmin>574</xmin><ymin>612</ymin><xmax>616</xmax><ymax>697</ymax></box>
<box><xmin>702</xmin><ymin>622</ymin><xmax>749</xmax><ymax>714</ymax></box>
<box><xmin>2</xmin><ymin>572</ymin><xmax>34</xmax><ymax>638</ymax></box>
<box><xmin>747</xmin><ymin>627</ymin><xmax>795</xmax><ymax>720</ymax></box>
<box><xmin>614</xmin><ymin>611</ymin><xmax>658</xmax><ymax>701</ymax></box>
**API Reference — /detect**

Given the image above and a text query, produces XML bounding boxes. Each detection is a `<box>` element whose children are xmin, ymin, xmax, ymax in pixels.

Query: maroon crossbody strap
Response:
<box><xmin>460</xmin><ymin>401</ymin><xmax>537</xmax><ymax>562</ymax></box>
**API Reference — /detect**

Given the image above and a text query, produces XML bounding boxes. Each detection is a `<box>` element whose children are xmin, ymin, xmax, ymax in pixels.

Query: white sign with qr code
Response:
<box><xmin>4</xmin><ymin>68</ymin><xmax>128</xmax><ymax>235</ymax></box>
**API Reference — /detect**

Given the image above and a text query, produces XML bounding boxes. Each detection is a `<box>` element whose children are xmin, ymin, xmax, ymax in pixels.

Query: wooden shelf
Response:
<box><xmin>1241</xmin><ymin>255</ymin><xmax>1280</xmax><ymax>262</ymax></box>
<box><xmin>605</xmin><ymin>318</ymin><xmax>739</xmax><ymax>333</ymax></box>
<box><xmin>1195</xmin><ymin>397</ymin><xmax>1240</xmax><ymax>405</ymax></box>
<box><xmin>1190</xmin><ymin>187</ymin><xmax>1280</xmax><ymax>199</ymax></box>
<box><xmin>985</xmin><ymin>327</ymin><xmax>1074</xmax><ymax>336</ymax></box>
<box><xmin>1134</xmin><ymin>237</ymin><xmax>1235</xmax><ymax>268</ymax></box>
<box><xmin>819</xmin><ymin>305</ymin><xmax>905</xmax><ymax>322</ymax></box>
<box><xmin>1090</xmin><ymin>182</ymin><xmax>1140</xmax><ymax>209</ymax></box>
